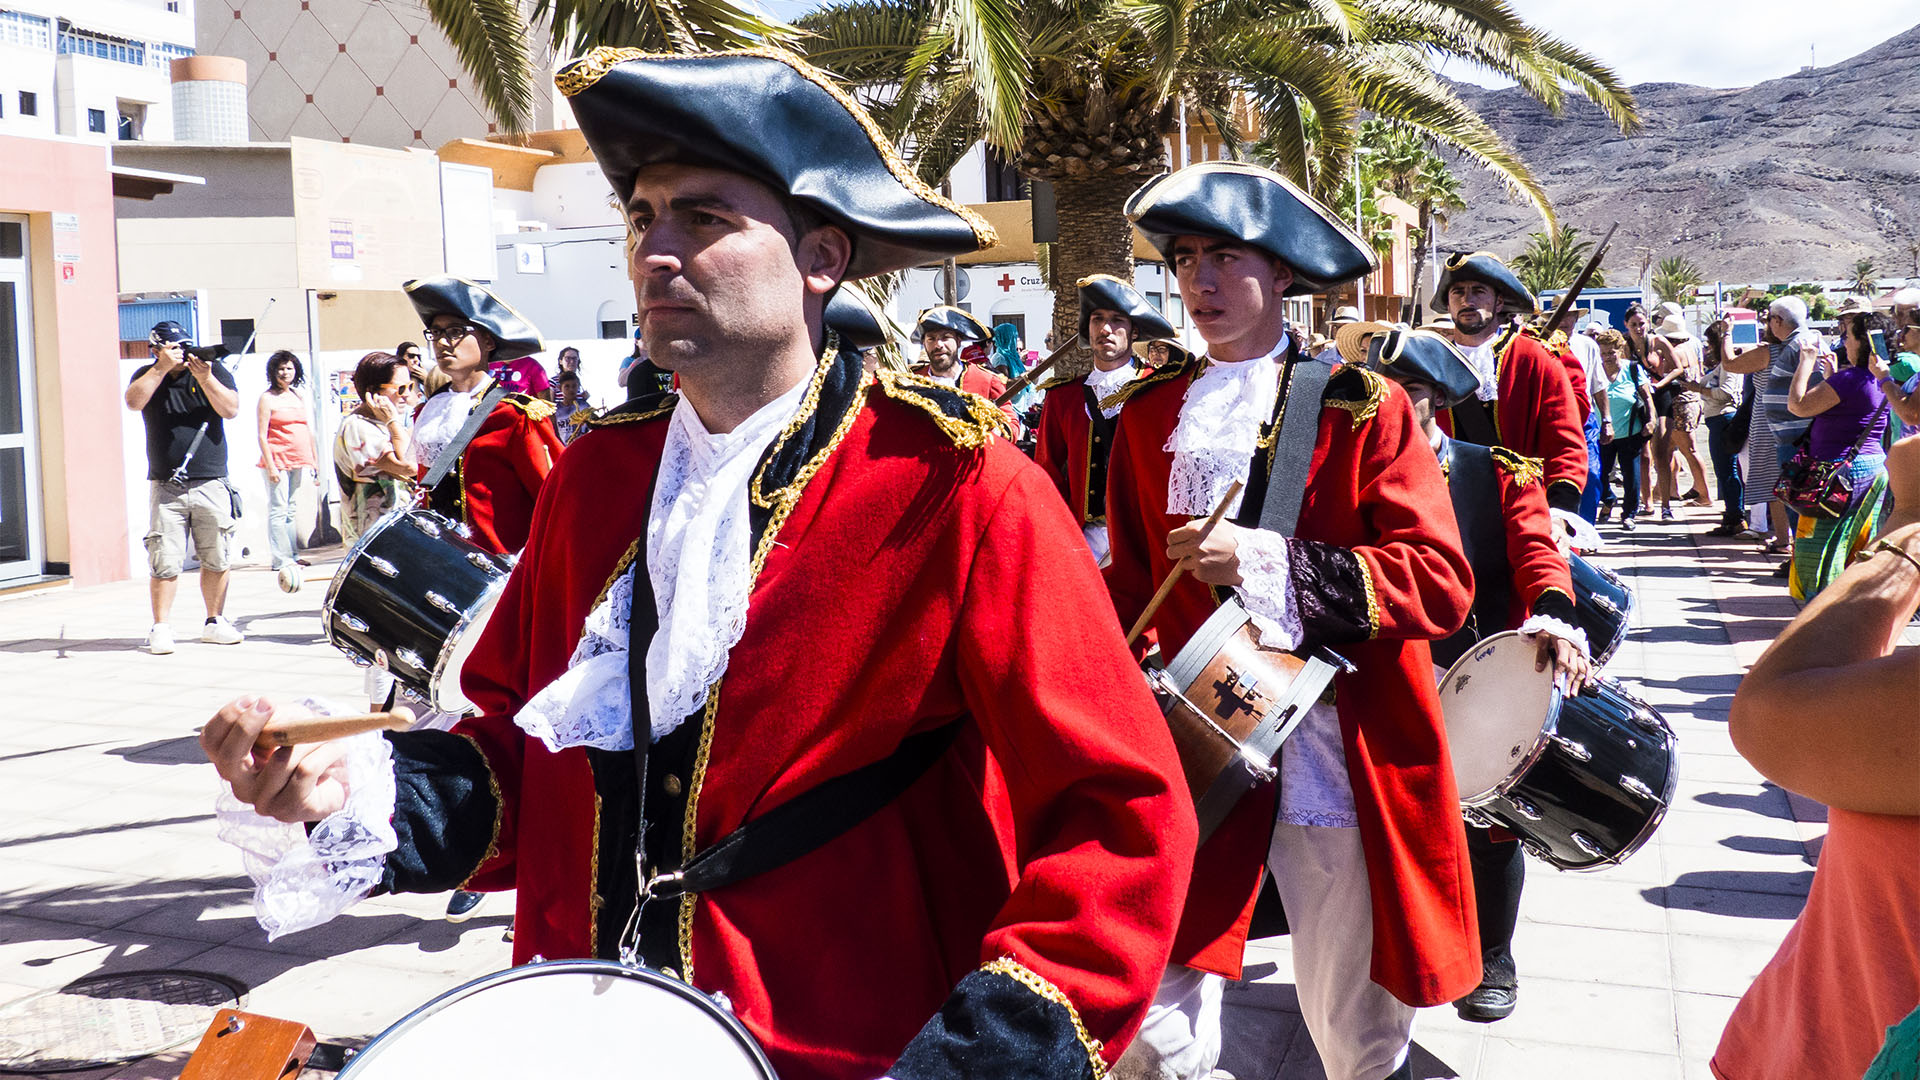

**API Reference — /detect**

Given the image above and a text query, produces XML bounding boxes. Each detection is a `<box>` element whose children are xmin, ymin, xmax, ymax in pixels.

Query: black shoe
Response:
<box><xmin>445</xmin><ymin>890</ymin><xmax>486</xmax><ymax>922</ymax></box>
<box><xmin>1597</xmin><ymin>504</ymin><xmax>1614</xmax><ymax>523</ymax></box>
<box><xmin>1772</xmin><ymin>561</ymin><xmax>1791</xmax><ymax>579</ymax></box>
<box><xmin>1454</xmin><ymin>980</ymin><xmax>1518</xmax><ymax>1023</ymax></box>
<box><xmin>1681</xmin><ymin>488</ymin><xmax>1703</xmax><ymax>501</ymax></box>
<box><xmin>1705</xmin><ymin>522</ymin><xmax>1742</xmax><ymax>537</ymax></box>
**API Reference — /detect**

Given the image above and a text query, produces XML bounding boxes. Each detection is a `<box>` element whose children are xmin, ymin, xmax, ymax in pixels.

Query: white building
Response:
<box><xmin>0</xmin><ymin>0</ymin><xmax>195</xmax><ymax>142</ymax></box>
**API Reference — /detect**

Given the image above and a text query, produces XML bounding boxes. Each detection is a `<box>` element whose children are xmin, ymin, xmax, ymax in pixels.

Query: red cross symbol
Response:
<box><xmin>997</xmin><ymin>274</ymin><xmax>1016</xmax><ymax>292</ymax></box>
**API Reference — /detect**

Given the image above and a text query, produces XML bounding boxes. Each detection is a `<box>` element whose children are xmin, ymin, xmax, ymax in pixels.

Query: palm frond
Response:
<box><xmin>1112</xmin><ymin>0</ymin><xmax>1193</xmax><ymax>102</ymax></box>
<box><xmin>932</xmin><ymin>0</ymin><xmax>1030</xmax><ymax>150</ymax></box>
<box><xmin>533</xmin><ymin>0</ymin><xmax>797</xmax><ymax>60</ymax></box>
<box><xmin>1528</xmin><ymin>31</ymin><xmax>1640</xmax><ymax>134</ymax></box>
<box><xmin>425</xmin><ymin>0</ymin><xmax>536</xmax><ymax>131</ymax></box>
<box><xmin>796</xmin><ymin>0</ymin><xmax>932</xmax><ymax>84</ymax></box>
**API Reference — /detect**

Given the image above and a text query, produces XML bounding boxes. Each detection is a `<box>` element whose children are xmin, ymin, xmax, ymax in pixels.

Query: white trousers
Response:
<box><xmin>1119</xmin><ymin>825</ymin><xmax>1413</xmax><ymax>1080</ymax></box>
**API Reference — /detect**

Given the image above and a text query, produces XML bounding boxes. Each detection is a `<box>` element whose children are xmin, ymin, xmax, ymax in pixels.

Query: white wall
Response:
<box><xmin>56</xmin><ymin>53</ymin><xmax>176</xmax><ymax>141</ymax></box>
<box><xmin>0</xmin><ymin>41</ymin><xmax>58</xmax><ymax>138</ymax></box>
<box><xmin>489</xmin><ymin>223</ymin><xmax>634</xmax><ymax>342</ymax></box>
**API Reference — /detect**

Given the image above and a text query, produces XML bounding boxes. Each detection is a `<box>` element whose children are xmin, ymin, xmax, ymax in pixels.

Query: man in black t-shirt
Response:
<box><xmin>123</xmin><ymin>321</ymin><xmax>245</xmax><ymax>654</ymax></box>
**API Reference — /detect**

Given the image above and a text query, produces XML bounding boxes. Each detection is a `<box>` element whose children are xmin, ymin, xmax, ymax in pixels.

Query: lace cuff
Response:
<box><xmin>514</xmin><ymin>648</ymin><xmax>634</xmax><ymax>752</ymax></box>
<box><xmin>1551</xmin><ymin>508</ymin><xmax>1602</xmax><ymax>552</ymax></box>
<box><xmin>1233</xmin><ymin>529</ymin><xmax>1302</xmax><ymax>652</ymax></box>
<box><xmin>214</xmin><ymin>702</ymin><xmax>398</xmax><ymax>940</ymax></box>
<box><xmin>1518</xmin><ymin>613</ymin><xmax>1591</xmax><ymax>661</ymax></box>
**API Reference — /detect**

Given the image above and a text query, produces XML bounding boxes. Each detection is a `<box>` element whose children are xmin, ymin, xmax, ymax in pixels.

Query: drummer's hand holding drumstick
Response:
<box><xmin>200</xmin><ymin>697</ymin><xmax>411</xmax><ymax>823</ymax></box>
<box><xmin>1527</xmin><ymin>629</ymin><xmax>1595</xmax><ymax>697</ymax></box>
<box><xmin>1166</xmin><ymin>518</ymin><xmax>1247</xmax><ymax>586</ymax></box>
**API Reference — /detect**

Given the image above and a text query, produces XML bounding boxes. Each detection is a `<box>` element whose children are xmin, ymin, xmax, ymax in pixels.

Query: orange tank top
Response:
<box><xmin>1711</xmin><ymin>808</ymin><xmax>1920</xmax><ymax>1080</ymax></box>
<box><xmin>260</xmin><ymin>391</ymin><xmax>316</xmax><ymax>469</ymax></box>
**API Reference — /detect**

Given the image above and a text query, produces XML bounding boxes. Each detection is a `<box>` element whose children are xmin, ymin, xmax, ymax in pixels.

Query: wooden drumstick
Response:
<box><xmin>256</xmin><ymin>707</ymin><xmax>415</xmax><ymax>750</ymax></box>
<box><xmin>1125</xmin><ymin>480</ymin><xmax>1243</xmax><ymax>647</ymax></box>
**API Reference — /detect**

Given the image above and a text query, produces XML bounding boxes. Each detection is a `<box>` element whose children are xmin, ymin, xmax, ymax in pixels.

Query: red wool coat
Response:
<box><xmin>911</xmin><ymin>361</ymin><xmax>1022</xmax><ymax>435</ymax></box>
<box><xmin>448</xmin><ymin>366</ymin><xmax>1196</xmax><ymax>1080</ymax></box>
<box><xmin>1439</xmin><ymin>330</ymin><xmax>1588</xmax><ymax>512</ymax></box>
<box><xmin>1033</xmin><ymin>373</ymin><xmax>1119</xmax><ymax>525</ymax></box>
<box><xmin>419</xmin><ymin>386</ymin><xmax>564</xmax><ymax>555</ymax></box>
<box><xmin>1103</xmin><ymin>358</ymin><xmax>1482</xmax><ymax>1008</ymax></box>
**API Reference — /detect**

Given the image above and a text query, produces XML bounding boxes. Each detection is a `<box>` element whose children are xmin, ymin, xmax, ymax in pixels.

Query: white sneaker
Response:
<box><xmin>146</xmin><ymin>623</ymin><xmax>174</xmax><ymax>655</ymax></box>
<box><xmin>201</xmin><ymin>616</ymin><xmax>244</xmax><ymax>645</ymax></box>
<box><xmin>277</xmin><ymin>564</ymin><xmax>303</xmax><ymax>593</ymax></box>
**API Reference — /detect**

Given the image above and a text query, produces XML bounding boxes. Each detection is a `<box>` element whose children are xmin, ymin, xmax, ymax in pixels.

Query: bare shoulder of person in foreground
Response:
<box><xmin>1730</xmin><ymin>434</ymin><xmax>1920</xmax><ymax>818</ymax></box>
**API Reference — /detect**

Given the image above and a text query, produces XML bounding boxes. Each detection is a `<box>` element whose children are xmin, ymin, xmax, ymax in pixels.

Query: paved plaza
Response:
<box><xmin>0</xmin><ymin>502</ymin><xmax>1826</xmax><ymax>1079</ymax></box>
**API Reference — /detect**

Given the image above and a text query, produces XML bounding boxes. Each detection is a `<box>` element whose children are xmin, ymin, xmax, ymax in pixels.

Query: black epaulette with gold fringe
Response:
<box><xmin>1035</xmin><ymin>370</ymin><xmax>1081</xmax><ymax>393</ymax></box>
<box><xmin>875</xmin><ymin>369</ymin><xmax>1008</xmax><ymax>449</ymax></box>
<box><xmin>503</xmin><ymin>393</ymin><xmax>556</xmax><ymax>422</ymax></box>
<box><xmin>1489</xmin><ymin>445</ymin><xmax>1546</xmax><ymax>487</ymax></box>
<box><xmin>580</xmin><ymin>391</ymin><xmax>678</xmax><ymax>429</ymax></box>
<box><xmin>1096</xmin><ymin>351</ymin><xmax>1197</xmax><ymax>412</ymax></box>
<box><xmin>1321</xmin><ymin>363</ymin><xmax>1389</xmax><ymax>428</ymax></box>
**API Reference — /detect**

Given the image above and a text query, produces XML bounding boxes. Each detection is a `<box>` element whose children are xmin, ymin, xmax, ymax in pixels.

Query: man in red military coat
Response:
<box><xmin>1034</xmin><ymin>273</ymin><xmax>1176</xmax><ymax>564</ymax></box>
<box><xmin>1432</xmin><ymin>253</ymin><xmax>1590</xmax><ymax>531</ymax></box>
<box><xmin>911</xmin><ymin>304</ymin><xmax>1023</xmax><ymax>436</ymax></box>
<box><xmin>404</xmin><ymin>276</ymin><xmax>564</xmax><ymax>556</ymax></box>
<box><xmin>1358</xmin><ymin>323</ymin><xmax>1597</xmax><ymax>1025</ymax></box>
<box><xmin>200</xmin><ymin>48</ymin><xmax>1194</xmax><ymax>1080</ymax></box>
<box><xmin>1103</xmin><ymin>162</ymin><xmax>1475</xmax><ymax>1080</ymax></box>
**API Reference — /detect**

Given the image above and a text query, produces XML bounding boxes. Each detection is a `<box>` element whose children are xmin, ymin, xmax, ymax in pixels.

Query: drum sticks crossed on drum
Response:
<box><xmin>1125</xmin><ymin>481</ymin><xmax>1243</xmax><ymax>647</ymax></box>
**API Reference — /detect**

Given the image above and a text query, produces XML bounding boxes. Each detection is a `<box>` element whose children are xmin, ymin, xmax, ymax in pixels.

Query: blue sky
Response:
<box><xmin>759</xmin><ymin>1</ymin><xmax>1917</xmax><ymax>90</ymax></box>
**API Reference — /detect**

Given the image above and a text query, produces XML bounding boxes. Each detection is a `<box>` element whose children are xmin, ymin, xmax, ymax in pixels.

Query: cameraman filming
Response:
<box><xmin>124</xmin><ymin>321</ymin><xmax>244</xmax><ymax>654</ymax></box>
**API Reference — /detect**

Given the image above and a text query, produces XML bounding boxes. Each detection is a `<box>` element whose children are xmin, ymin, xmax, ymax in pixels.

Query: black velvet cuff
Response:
<box><xmin>1546</xmin><ymin>480</ymin><xmax>1583</xmax><ymax>514</ymax></box>
<box><xmin>1531</xmin><ymin>588</ymin><xmax>1578</xmax><ymax>626</ymax></box>
<box><xmin>888</xmin><ymin>966</ymin><xmax>1100</xmax><ymax>1080</ymax></box>
<box><xmin>378</xmin><ymin>730</ymin><xmax>501</xmax><ymax>895</ymax></box>
<box><xmin>1287</xmin><ymin>538</ymin><xmax>1375</xmax><ymax>645</ymax></box>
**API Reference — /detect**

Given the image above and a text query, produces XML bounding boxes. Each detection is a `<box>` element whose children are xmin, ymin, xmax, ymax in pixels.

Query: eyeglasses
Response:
<box><xmin>426</xmin><ymin>323</ymin><xmax>481</xmax><ymax>344</ymax></box>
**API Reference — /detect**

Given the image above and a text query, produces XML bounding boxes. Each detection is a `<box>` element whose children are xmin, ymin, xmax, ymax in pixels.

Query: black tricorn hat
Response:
<box><xmin>1366</xmin><ymin>327</ymin><xmax>1482</xmax><ymax>410</ymax></box>
<box><xmin>1432</xmin><ymin>251</ymin><xmax>1537</xmax><ymax>315</ymax></box>
<box><xmin>914</xmin><ymin>305</ymin><xmax>991</xmax><ymax>344</ymax></box>
<box><xmin>1125</xmin><ymin>162</ymin><xmax>1378</xmax><ymax>296</ymax></box>
<box><xmin>557</xmin><ymin>47</ymin><xmax>996</xmax><ymax>280</ymax></box>
<box><xmin>824</xmin><ymin>287</ymin><xmax>903</xmax><ymax>350</ymax></box>
<box><xmin>1077</xmin><ymin>274</ymin><xmax>1176</xmax><ymax>343</ymax></box>
<box><xmin>1146</xmin><ymin>338</ymin><xmax>1194</xmax><ymax>366</ymax></box>
<box><xmin>403</xmin><ymin>276</ymin><xmax>544</xmax><ymax>361</ymax></box>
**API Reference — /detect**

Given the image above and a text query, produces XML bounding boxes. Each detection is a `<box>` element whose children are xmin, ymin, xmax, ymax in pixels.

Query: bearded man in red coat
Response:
<box><xmin>1432</xmin><ymin>253</ymin><xmax>1590</xmax><ymax>538</ymax></box>
<box><xmin>1102</xmin><ymin>161</ymin><xmax>1476</xmax><ymax>1080</ymax></box>
<box><xmin>1034</xmin><ymin>273</ymin><xmax>1176</xmax><ymax>564</ymax></box>
<box><xmin>199</xmin><ymin>48</ymin><xmax>1196</xmax><ymax>1080</ymax></box>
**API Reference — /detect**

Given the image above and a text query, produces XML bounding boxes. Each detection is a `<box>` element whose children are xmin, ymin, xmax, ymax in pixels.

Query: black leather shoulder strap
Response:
<box><xmin>1256</xmin><ymin>357</ymin><xmax>1333</xmax><ymax>539</ymax></box>
<box><xmin>420</xmin><ymin>383</ymin><xmax>510</xmax><ymax>492</ymax></box>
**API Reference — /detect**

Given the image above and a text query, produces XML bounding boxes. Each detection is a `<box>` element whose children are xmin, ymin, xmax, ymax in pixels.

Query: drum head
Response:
<box><xmin>432</xmin><ymin>576</ymin><xmax>508</xmax><ymax>714</ymax></box>
<box><xmin>1437</xmin><ymin>632</ymin><xmax>1557</xmax><ymax>802</ymax></box>
<box><xmin>341</xmin><ymin>962</ymin><xmax>775</xmax><ymax>1079</ymax></box>
<box><xmin>1165</xmin><ymin>598</ymin><xmax>1252</xmax><ymax>691</ymax></box>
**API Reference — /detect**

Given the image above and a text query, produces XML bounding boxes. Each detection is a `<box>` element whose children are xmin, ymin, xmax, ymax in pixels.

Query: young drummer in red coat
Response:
<box><xmin>1033</xmin><ymin>273</ymin><xmax>1176</xmax><ymax>564</ymax></box>
<box><xmin>1432</xmin><ymin>253</ymin><xmax>1590</xmax><ymax>535</ymax></box>
<box><xmin>1102</xmin><ymin>161</ymin><xmax>1475</xmax><ymax>1080</ymax></box>
<box><xmin>403</xmin><ymin>276</ymin><xmax>564</xmax><ymax>556</ymax></box>
<box><xmin>200</xmin><ymin>48</ymin><xmax>1194</xmax><ymax>1080</ymax></box>
<box><xmin>1356</xmin><ymin>324</ymin><xmax>1597</xmax><ymax>1024</ymax></box>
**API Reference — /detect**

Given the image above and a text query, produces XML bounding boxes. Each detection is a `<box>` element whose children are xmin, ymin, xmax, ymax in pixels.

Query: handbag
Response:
<box><xmin>1772</xmin><ymin>401</ymin><xmax>1888</xmax><ymax>520</ymax></box>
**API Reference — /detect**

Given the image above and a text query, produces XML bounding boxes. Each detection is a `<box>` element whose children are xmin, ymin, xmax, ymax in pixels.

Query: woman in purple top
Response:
<box><xmin>1786</xmin><ymin>311</ymin><xmax>1893</xmax><ymax>598</ymax></box>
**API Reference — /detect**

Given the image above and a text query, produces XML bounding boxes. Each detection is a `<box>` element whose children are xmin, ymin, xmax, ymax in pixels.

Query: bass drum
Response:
<box><xmin>339</xmin><ymin>961</ymin><xmax>776</xmax><ymax>1079</ymax></box>
<box><xmin>1569</xmin><ymin>553</ymin><xmax>1632</xmax><ymax>666</ymax></box>
<box><xmin>323</xmin><ymin>508</ymin><xmax>511</xmax><ymax>714</ymax></box>
<box><xmin>1439</xmin><ymin>631</ymin><xmax>1676</xmax><ymax>871</ymax></box>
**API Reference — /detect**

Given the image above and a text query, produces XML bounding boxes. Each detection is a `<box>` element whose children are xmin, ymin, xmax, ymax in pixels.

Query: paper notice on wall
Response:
<box><xmin>53</xmin><ymin>212</ymin><xmax>80</xmax><ymax>281</ymax></box>
<box><xmin>514</xmin><ymin>244</ymin><xmax>545</xmax><ymax>275</ymax></box>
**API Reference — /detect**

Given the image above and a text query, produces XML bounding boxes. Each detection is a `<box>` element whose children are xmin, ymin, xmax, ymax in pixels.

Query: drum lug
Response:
<box><xmin>1549</xmin><ymin>734</ymin><xmax>1592</xmax><ymax>763</ymax></box>
<box><xmin>454</xmin><ymin>521</ymin><xmax>473</xmax><ymax>540</ymax></box>
<box><xmin>1462</xmin><ymin>807</ymin><xmax>1495</xmax><ymax>830</ymax></box>
<box><xmin>1236</xmin><ymin>744</ymin><xmax>1277</xmax><ymax>784</ymax></box>
<box><xmin>1507</xmin><ymin>796</ymin><xmax>1543</xmax><ymax>822</ymax></box>
<box><xmin>367</xmin><ymin>555</ymin><xmax>399</xmax><ymax>578</ymax></box>
<box><xmin>1521</xmin><ymin>840</ymin><xmax>1556</xmax><ymax>864</ymax></box>
<box><xmin>338</xmin><ymin>612</ymin><xmax>370</xmax><ymax>633</ymax></box>
<box><xmin>396</xmin><ymin>648</ymin><xmax>427</xmax><ymax>671</ymax></box>
<box><xmin>412</xmin><ymin>516</ymin><xmax>443</xmax><ymax>538</ymax></box>
<box><xmin>1570</xmin><ymin>832</ymin><xmax>1609</xmax><ymax>861</ymax></box>
<box><xmin>710</xmin><ymin>990</ymin><xmax>735</xmax><ymax>1014</ymax></box>
<box><xmin>426</xmin><ymin>591</ymin><xmax>460</xmax><ymax>615</ymax></box>
<box><xmin>1619</xmin><ymin>774</ymin><xmax>1655</xmax><ymax>801</ymax></box>
<box><xmin>466</xmin><ymin>551</ymin><xmax>498</xmax><ymax>572</ymax></box>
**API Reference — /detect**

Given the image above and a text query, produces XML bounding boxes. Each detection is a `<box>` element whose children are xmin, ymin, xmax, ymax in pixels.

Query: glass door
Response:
<box><xmin>0</xmin><ymin>215</ymin><xmax>43</xmax><ymax>583</ymax></box>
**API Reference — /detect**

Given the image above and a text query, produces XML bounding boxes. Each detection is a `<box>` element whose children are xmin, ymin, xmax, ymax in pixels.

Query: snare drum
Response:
<box><xmin>1439</xmin><ymin>631</ymin><xmax>1675</xmax><ymax>871</ymax></box>
<box><xmin>1147</xmin><ymin>599</ymin><xmax>1350</xmax><ymax>842</ymax></box>
<box><xmin>323</xmin><ymin>508</ymin><xmax>512</xmax><ymax>713</ymax></box>
<box><xmin>339</xmin><ymin>961</ymin><xmax>776</xmax><ymax>1079</ymax></box>
<box><xmin>1569</xmin><ymin>553</ymin><xmax>1633</xmax><ymax>665</ymax></box>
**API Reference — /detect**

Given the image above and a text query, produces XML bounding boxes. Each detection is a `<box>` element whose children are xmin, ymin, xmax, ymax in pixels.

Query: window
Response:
<box><xmin>116</xmin><ymin>101</ymin><xmax>143</xmax><ymax>140</ymax></box>
<box><xmin>166</xmin><ymin>1</ymin><xmax>179</xmax><ymax>10</ymax></box>
<box><xmin>982</xmin><ymin>147</ymin><xmax>1026</xmax><ymax>203</ymax></box>
<box><xmin>0</xmin><ymin>222</ymin><xmax>21</xmax><ymax>260</ymax></box>
<box><xmin>18</xmin><ymin>91</ymin><xmax>35</xmax><ymax>116</ymax></box>
<box><xmin>87</xmin><ymin>108</ymin><xmax>105</xmax><ymax>134</ymax></box>
<box><xmin>57</xmin><ymin>25</ymin><xmax>145</xmax><ymax>67</ymax></box>
<box><xmin>599</xmin><ymin>320</ymin><xmax>627</xmax><ymax>340</ymax></box>
<box><xmin>149</xmin><ymin>42</ymin><xmax>193</xmax><ymax>70</ymax></box>
<box><xmin>219</xmin><ymin>319</ymin><xmax>255</xmax><ymax>356</ymax></box>
<box><xmin>0</xmin><ymin>10</ymin><xmax>51</xmax><ymax>50</ymax></box>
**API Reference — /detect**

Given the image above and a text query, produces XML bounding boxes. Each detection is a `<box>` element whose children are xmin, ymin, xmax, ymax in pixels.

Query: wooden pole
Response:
<box><xmin>1124</xmin><ymin>480</ymin><xmax>1243</xmax><ymax>647</ymax></box>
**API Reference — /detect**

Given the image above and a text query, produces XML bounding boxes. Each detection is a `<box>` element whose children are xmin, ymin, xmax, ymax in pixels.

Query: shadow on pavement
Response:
<box><xmin>1722</xmin><ymin>835</ymin><xmax>1806</xmax><ymax>856</ymax></box>
<box><xmin>1693</xmin><ymin>789</ymin><xmax>1792</xmax><ymax>819</ymax></box>
<box><xmin>1642</xmin><ymin>872</ymin><xmax>1812</xmax><ymax>912</ymax></box>
<box><xmin>106</xmin><ymin>736</ymin><xmax>207</xmax><ymax>767</ymax></box>
<box><xmin>0</xmin><ymin>814</ymin><xmax>214</xmax><ymax>851</ymax></box>
<box><xmin>0</xmin><ymin>741</ymin><xmax>118</xmax><ymax>764</ymax></box>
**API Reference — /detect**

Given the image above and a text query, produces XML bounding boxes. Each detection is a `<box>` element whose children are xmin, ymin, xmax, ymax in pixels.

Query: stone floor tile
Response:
<box><xmin>1510</xmin><ymin>922</ymin><xmax>1671</xmax><ymax>990</ymax></box>
<box><xmin>1515</xmin><ymin>874</ymin><xmax>1669</xmax><ymax>933</ymax></box>
<box><xmin>1673</xmin><ymin>991</ymin><xmax>1742</xmax><ymax>1063</ymax></box>
<box><xmin>1670</xmin><ymin>779</ymin><xmax>1792</xmax><ymax>821</ymax></box>
<box><xmin>1660</xmin><ymin>886</ymin><xmax>1806</xmax><ymax>941</ymax></box>
<box><xmin>0</xmin><ymin>914</ymin><xmax>216</xmax><ymax>992</ymax></box>
<box><xmin>1669</xmin><ymin>935</ymin><xmax>1781</xmax><ymax>999</ymax></box>
<box><xmin>1658</xmin><ymin>841</ymin><xmax>1816</xmax><ymax>896</ymax></box>
<box><xmin>1218</xmin><ymin>1001</ymin><xmax>1299</xmax><ymax>1080</ymax></box>
<box><xmin>1407</xmin><ymin>1026</ymin><xmax>1482</xmax><ymax>1079</ymax></box>
<box><xmin>1459</xmin><ymin>978</ymin><xmax>1676</xmax><ymax>1055</ymax></box>
<box><xmin>1478</xmin><ymin>1037</ymin><xmax>1685</xmax><ymax>1079</ymax></box>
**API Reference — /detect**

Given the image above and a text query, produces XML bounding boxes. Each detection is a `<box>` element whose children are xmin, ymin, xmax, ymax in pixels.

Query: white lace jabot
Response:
<box><xmin>514</xmin><ymin>378</ymin><xmax>810</xmax><ymax>752</ymax></box>
<box><xmin>1164</xmin><ymin>335</ymin><xmax>1288</xmax><ymax>518</ymax></box>
<box><xmin>1463</xmin><ymin>339</ymin><xmax>1499</xmax><ymax>401</ymax></box>
<box><xmin>1084</xmin><ymin>362</ymin><xmax>1136</xmax><ymax>420</ymax></box>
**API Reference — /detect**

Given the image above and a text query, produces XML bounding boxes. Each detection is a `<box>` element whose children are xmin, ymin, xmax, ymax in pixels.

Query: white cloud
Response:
<box><xmin>1445</xmin><ymin>1</ymin><xmax>1917</xmax><ymax>89</ymax></box>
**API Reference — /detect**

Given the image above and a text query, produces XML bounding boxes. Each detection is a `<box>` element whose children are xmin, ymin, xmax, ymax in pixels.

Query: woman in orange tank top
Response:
<box><xmin>256</xmin><ymin>350</ymin><xmax>317</xmax><ymax>591</ymax></box>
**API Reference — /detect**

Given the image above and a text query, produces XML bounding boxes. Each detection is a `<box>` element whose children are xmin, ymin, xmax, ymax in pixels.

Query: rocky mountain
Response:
<box><xmin>1441</xmin><ymin>23</ymin><xmax>1920</xmax><ymax>287</ymax></box>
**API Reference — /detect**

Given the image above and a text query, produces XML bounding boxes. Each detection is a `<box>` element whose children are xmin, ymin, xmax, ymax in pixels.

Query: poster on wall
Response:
<box><xmin>292</xmin><ymin>137</ymin><xmax>447</xmax><ymax>290</ymax></box>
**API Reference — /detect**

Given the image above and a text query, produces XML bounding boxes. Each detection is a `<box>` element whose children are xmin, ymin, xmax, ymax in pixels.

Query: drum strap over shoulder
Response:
<box><xmin>420</xmin><ymin>383</ymin><xmax>511</xmax><ymax>493</ymax></box>
<box><xmin>1237</xmin><ymin>352</ymin><xmax>1331</xmax><ymax>537</ymax></box>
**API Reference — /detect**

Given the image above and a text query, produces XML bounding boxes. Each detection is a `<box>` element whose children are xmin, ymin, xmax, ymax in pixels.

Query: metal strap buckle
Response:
<box><xmin>641</xmin><ymin>869</ymin><xmax>686</xmax><ymax>902</ymax></box>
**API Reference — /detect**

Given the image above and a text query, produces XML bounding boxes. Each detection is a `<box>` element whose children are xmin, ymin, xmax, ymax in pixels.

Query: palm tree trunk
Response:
<box><xmin>1046</xmin><ymin>171</ymin><xmax>1155</xmax><ymax>378</ymax></box>
<box><xmin>1412</xmin><ymin>199</ymin><xmax>1435</xmax><ymax>315</ymax></box>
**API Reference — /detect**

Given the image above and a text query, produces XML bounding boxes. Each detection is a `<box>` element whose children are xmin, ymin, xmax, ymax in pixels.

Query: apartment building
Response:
<box><xmin>0</xmin><ymin>0</ymin><xmax>195</xmax><ymax>143</ymax></box>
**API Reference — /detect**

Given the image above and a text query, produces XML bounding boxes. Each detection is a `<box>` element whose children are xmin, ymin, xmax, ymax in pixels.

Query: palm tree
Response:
<box><xmin>1511</xmin><ymin>224</ymin><xmax>1605</xmax><ymax>296</ymax></box>
<box><xmin>1357</xmin><ymin>120</ymin><xmax>1464</xmax><ymax>308</ymax></box>
<box><xmin>1850</xmin><ymin>258</ymin><xmax>1878</xmax><ymax>297</ymax></box>
<box><xmin>797</xmin><ymin>0</ymin><xmax>1639</xmax><ymax>357</ymax></box>
<box><xmin>1652</xmin><ymin>255</ymin><xmax>1704</xmax><ymax>306</ymax></box>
